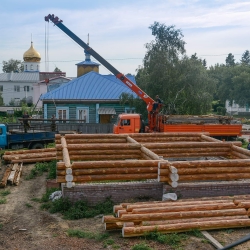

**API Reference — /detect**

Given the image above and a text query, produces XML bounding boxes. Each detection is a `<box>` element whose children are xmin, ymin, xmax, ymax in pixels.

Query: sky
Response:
<box><xmin>1</xmin><ymin>0</ymin><xmax>250</xmax><ymax>77</ymax></box>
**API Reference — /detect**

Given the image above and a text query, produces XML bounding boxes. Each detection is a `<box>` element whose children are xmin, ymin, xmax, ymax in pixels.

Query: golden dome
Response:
<box><xmin>23</xmin><ymin>42</ymin><xmax>41</xmax><ymax>62</ymax></box>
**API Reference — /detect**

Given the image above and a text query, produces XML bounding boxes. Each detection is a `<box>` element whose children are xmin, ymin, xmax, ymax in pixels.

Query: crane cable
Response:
<box><xmin>44</xmin><ymin>21</ymin><xmax>57</xmax><ymax>114</ymax></box>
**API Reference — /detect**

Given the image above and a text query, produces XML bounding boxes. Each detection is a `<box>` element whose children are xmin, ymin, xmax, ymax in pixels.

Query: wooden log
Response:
<box><xmin>136</xmin><ymin>137</ymin><xmax>202</xmax><ymax>142</ymax></box>
<box><xmin>61</xmin><ymin>137</ymin><xmax>68</xmax><ymax>148</ymax></box>
<box><xmin>232</xmin><ymin>145</ymin><xmax>250</xmax><ymax>157</ymax></box>
<box><xmin>141</xmin><ymin>153</ymin><xmax>154</xmax><ymax>160</ymax></box>
<box><xmin>237</xmin><ymin>202</ymin><xmax>250</xmax><ymax>209</ymax></box>
<box><xmin>142</xmin><ymin>142</ymin><xmax>233</xmax><ymax>149</ymax></box>
<box><xmin>57</xmin><ymin>149</ymin><xmax>142</xmax><ymax>156</ymax></box>
<box><xmin>200</xmin><ymin>134</ymin><xmax>222</xmax><ymax>142</ymax></box>
<box><xmin>7</xmin><ymin>163</ymin><xmax>18</xmax><ymax>184</ymax></box>
<box><xmin>125</xmin><ymin>200</ymin><xmax>234</xmax><ymax>212</ymax></box>
<box><xmin>0</xmin><ymin>166</ymin><xmax>12</xmax><ymax>187</ymax></box>
<box><xmin>126</xmin><ymin>136</ymin><xmax>140</xmax><ymax>144</ymax></box>
<box><xmin>231</xmin><ymin>151</ymin><xmax>250</xmax><ymax>159</ymax></box>
<box><xmin>11</xmin><ymin>157</ymin><xmax>56</xmax><ymax>163</ymax></box>
<box><xmin>57</xmin><ymin>143</ymin><xmax>142</xmax><ymax>150</ymax></box>
<box><xmin>69</xmin><ymin>160</ymin><xmax>160</xmax><ymax>170</ymax></box>
<box><xmin>169</xmin><ymin>173</ymin><xmax>179</xmax><ymax>181</ymax></box>
<box><xmin>140</xmin><ymin>146</ymin><xmax>161</xmax><ymax>160</ymax></box>
<box><xmin>57</xmin><ymin>173</ymin><xmax>158</xmax><ymax>183</ymax></box>
<box><xmin>139</xmin><ymin>215</ymin><xmax>249</xmax><ymax>226</ymax></box>
<box><xmin>151</xmin><ymin>147</ymin><xmax>230</xmax><ymax>154</ymax></box>
<box><xmin>67</xmin><ymin>154</ymin><xmax>142</xmax><ymax>161</ymax></box>
<box><xmin>102</xmin><ymin>208</ymin><xmax>247</xmax><ymax>223</ymax></box>
<box><xmin>128</xmin><ymin>132</ymin><xmax>210</xmax><ymax>138</ymax></box>
<box><xmin>57</xmin><ymin>166</ymin><xmax>158</xmax><ymax>176</ymax></box>
<box><xmin>63</xmin><ymin>147</ymin><xmax>71</xmax><ymax>168</ymax></box>
<box><xmin>113</xmin><ymin>205</ymin><xmax>125</xmax><ymax>213</ymax></box>
<box><xmin>13</xmin><ymin>164</ymin><xmax>22</xmax><ymax>184</ymax></box>
<box><xmin>131</xmin><ymin>202</ymin><xmax>236</xmax><ymax>214</ymax></box>
<box><xmin>64</xmin><ymin>134</ymin><xmax>127</xmax><ymax>139</ymax></box>
<box><xmin>160</xmin><ymin>152</ymin><xmax>230</xmax><ymax>158</ymax></box>
<box><xmin>121</xmin><ymin>208</ymin><xmax>247</xmax><ymax>222</ymax></box>
<box><xmin>169</xmin><ymin>166</ymin><xmax>178</xmax><ymax>174</ymax></box>
<box><xmin>102</xmin><ymin>215</ymin><xmax>122</xmax><ymax>223</ymax></box>
<box><xmin>105</xmin><ymin>222</ymin><xmax>124</xmax><ymax>231</ymax></box>
<box><xmin>122</xmin><ymin>219</ymin><xmax>250</xmax><ymax>237</ymax></box>
<box><xmin>4</xmin><ymin>152</ymin><xmax>56</xmax><ymax>160</ymax></box>
<box><xmin>4</xmin><ymin>148</ymin><xmax>56</xmax><ymax>155</ymax></box>
<box><xmin>65</xmin><ymin>138</ymin><xmax>127</xmax><ymax>144</ymax></box>
<box><xmin>160</xmin><ymin>166</ymin><xmax>250</xmax><ymax>175</ymax></box>
<box><xmin>179</xmin><ymin>173</ymin><xmax>250</xmax><ymax>181</ymax></box>
<box><xmin>160</xmin><ymin>159</ymin><xmax>250</xmax><ymax>169</ymax></box>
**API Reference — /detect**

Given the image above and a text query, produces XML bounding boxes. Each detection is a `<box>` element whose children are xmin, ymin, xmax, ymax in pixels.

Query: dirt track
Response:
<box><xmin>1</xmin><ymin>164</ymin><xmax>250</xmax><ymax>250</ymax></box>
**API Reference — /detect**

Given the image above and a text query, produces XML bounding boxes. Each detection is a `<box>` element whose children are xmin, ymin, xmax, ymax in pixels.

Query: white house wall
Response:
<box><xmin>0</xmin><ymin>81</ymin><xmax>34</xmax><ymax>105</ymax></box>
<box><xmin>225</xmin><ymin>100</ymin><xmax>248</xmax><ymax>114</ymax></box>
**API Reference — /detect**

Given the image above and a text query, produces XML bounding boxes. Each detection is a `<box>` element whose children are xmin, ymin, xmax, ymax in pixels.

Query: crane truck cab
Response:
<box><xmin>113</xmin><ymin>114</ymin><xmax>145</xmax><ymax>134</ymax></box>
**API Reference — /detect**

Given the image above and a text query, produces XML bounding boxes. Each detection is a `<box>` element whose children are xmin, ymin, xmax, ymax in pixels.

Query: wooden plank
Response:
<box><xmin>201</xmin><ymin>230</ymin><xmax>223</xmax><ymax>249</ymax></box>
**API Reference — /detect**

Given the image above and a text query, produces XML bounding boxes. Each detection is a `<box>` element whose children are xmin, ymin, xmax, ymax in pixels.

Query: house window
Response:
<box><xmin>14</xmin><ymin>86</ymin><xmax>20</xmax><ymax>92</ymax></box>
<box><xmin>0</xmin><ymin>86</ymin><xmax>3</xmax><ymax>92</ymax></box>
<box><xmin>24</xmin><ymin>86</ymin><xmax>30</xmax><ymax>92</ymax></box>
<box><xmin>30</xmin><ymin>64</ymin><xmax>33</xmax><ymax>70</ymax></box>
<box><xmin>56</xmin><ymin>107</ymin><xmax>69</xmax><ymax>123</ymax></box>
<box><xmin>25</xmin><ymin>65</ymin><xmax>27</xmax><ymax>71</ymax></box>
<box><xmin>77</xmin><ymin>108</ymin><xmax>89</xmax><ymax>123</ymax></box>
<box><xmin>37</xmin><ymin>65</ymin><xmax>39</xmax><ymax>71</ymax></box>
<box><xmin>121</xmin><ymin>119</ymin><xmax>131</xmax><ymax>126</ymax></box>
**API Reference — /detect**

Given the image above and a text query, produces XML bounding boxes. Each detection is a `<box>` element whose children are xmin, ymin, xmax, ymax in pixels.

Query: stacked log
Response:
<box><xmin>158</xmin><ymin>159</ymin><xmax>250</xmax><ymax>182</ymax></box>
<box><xmin>56</xmin><ymin>160</ymin><xmax>161</xmax><ymax>183</ymax></box>
<box><xmin>142</xmin><ymin>142</ymin><xmax>241</xmax><ymax>158</ymax></box>
<box><xmin>0</xmin><ymin>163</ymin><xmax>23</xmax><ymax>187</ymax></box>
<box><xmin>102</xmin><ymin>196</ymin><xmax>250</xmax><ymax>237</ymax></box>
<box><xmin>3</xmin><ymin>148</ymin><xmax>56</xmax><ymax>163</ymax></box>
<box><xmin>128</xmin><ymin>132</ymin><xmax>209</xmax><ymax>143</ymax></box>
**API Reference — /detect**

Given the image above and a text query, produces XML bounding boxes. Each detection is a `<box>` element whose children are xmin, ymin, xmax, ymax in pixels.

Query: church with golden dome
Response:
<box><xmin>23</xmin><ymin>42</ymin><xmax>41</xmax><ymax>72</ymax></box>
<box><xmin>0</xmin><ymin>41</ymin><xmax>69</xmax><ymax>108</ymax></box>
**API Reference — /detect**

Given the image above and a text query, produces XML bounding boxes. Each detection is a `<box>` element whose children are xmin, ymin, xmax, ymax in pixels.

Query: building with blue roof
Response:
<box><xmin>40</xmin><ymin>49</ymin><xmax>137</xmax><ymax>124</ymax></box>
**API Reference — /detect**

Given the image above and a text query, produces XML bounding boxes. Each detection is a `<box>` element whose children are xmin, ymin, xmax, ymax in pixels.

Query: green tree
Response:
<box><xmin>135</xmin><ymin>22</ymin><xmax>215</xmax><ymax>115</ymax></box>
<box><xmin>241</xmin><ymin>50</ymin><xmax>250</xmax><ymax>65</ymax></box>
<box><xmin>225</xmin><ymin>53</ymin><xmax>235</xmax><ymax>67</ymax></box>
<box><xmin>54</xmin><ymin>67</ymin><xmax>62</xmax><ymax>72</ymax></box>
<box><xmin>2</xmin><ymin>59</ymin><xmax>24</xmax><ymax>73</ymax></box>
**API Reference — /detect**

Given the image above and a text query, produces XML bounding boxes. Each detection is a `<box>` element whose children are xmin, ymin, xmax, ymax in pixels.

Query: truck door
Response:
<box><xmin>0</xmin><ymin>124</ymin><xmax>7</xmax><ymax>149</ymax></box>
<box><xmin>118</xmin><ymin>118</ymin><xmax>133</xmax><ymax>133</ymax></box>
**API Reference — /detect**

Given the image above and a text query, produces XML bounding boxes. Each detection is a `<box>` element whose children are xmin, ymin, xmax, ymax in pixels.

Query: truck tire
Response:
<box><xmin>31</xmin><ymin>143</ymin><xmax>44</xmax><ymax>149</ymax></box>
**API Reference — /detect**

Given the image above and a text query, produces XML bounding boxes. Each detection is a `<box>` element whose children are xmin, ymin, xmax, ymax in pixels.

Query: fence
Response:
<box><xmin>7</xmin><ymin>122</ymin><xmax>114</xmax><ymax>134</ymax></box>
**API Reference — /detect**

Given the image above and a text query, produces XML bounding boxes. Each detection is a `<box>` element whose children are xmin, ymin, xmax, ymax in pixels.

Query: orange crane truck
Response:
<box><xmin>45</xmin><ymin>14</ymin><xmax>242</xmax><ymax>140</ymax></box>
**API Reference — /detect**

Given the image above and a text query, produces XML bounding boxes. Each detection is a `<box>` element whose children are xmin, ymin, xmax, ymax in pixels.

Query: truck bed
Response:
<box><xmin>162</xmin><ymin>124</ymin><xmax>242</xmax><ymax>136</ymax></box>
<box><xmin>8</xmin><ymin>131</ymin><xmax>55</xmax><ymax>144</ymax></box>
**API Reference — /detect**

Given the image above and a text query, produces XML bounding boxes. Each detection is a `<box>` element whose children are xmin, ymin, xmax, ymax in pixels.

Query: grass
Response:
<box><xmin>25</xmin><ymin>160</ymin><xmax>57</xmax><ymax>180</ymax></box>
<box><xmin>0</xmin><ymin>190</ymin><xmax>11</xmax><ymax>196</ymax></box>
<box><xmin>40</xmin><ymin>188</ymin><xmax>114</xmax><ymax>219</ymax></box>
<box><xmin>25</xmin><ymin>203</ymin><xmax>33</xmax><ymax>208</ymax></box>
<box><xmin>132</xmin><ymin>243</ymin><xmax>153</xmax><ymax>250</ymax></box>
<box><xmin>0</xmin><ymin>198</ymin><xmax>7</xmax><ymax>204</ymax></box>
<box><xmin>67</xmin><ymin>229</ymin><xmax>110</xmax><ymax>240</ymax></box>
<box><xmin>0</xmin><ymin>224</ymin><xmax>3</xmax><ymax>230</ymax></box>
<box><xmin>144</xmin><ymin>230</ymin><xmax>188</xmax><ymax>247</ymax></box>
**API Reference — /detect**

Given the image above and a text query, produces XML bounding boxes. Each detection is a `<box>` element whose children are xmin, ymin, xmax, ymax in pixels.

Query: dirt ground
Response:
<box><xmin>1</xmin><ymin>164</ymin><xmax>250</xmax><ymax>250</ymax></box>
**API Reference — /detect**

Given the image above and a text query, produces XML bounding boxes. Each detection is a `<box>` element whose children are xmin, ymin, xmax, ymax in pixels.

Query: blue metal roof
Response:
<box><xmin>40</xmin><ymin>71</ymin><xmax>137</xmax><ymax>100</ymax></box>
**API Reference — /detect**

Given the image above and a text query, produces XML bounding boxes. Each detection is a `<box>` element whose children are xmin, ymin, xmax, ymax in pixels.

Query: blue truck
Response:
<box><xmin>0</xmin><ymin>124</ymin><xmax>55</xmax><ymax>150</ymax></box>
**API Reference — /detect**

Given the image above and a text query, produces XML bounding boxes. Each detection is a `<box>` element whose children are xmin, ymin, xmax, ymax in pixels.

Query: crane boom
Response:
<box><xmin>44</xmin><ymin>14</ymin><xmax>155</xmax><ymax>110</ymax></box>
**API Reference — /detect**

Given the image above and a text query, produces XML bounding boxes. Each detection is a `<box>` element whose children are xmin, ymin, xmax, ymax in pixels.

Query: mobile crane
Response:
<box><xmin>45</xmin><ymin>14</ymin><xmax>160</xmax><ymax>132</ymax></box>
<box><xmin>45</xmin><ymin>14</ymin><xmax>242</xmax><ymax>139</ymax></box>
